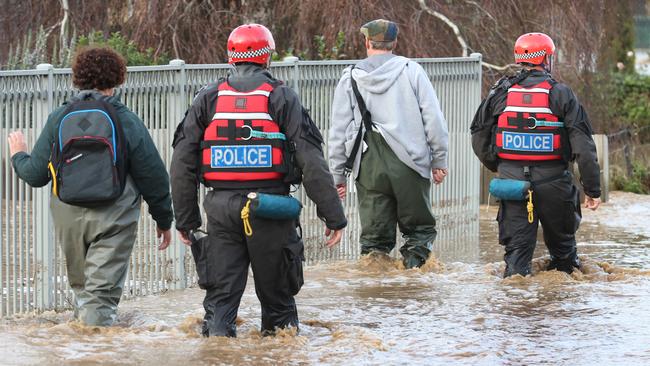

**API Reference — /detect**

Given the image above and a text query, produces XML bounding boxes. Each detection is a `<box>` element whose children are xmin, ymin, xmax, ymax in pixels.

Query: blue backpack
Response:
<box><xmin>48</xmin><ymin>96</ymin><xmax>127</xmax><ymax>207</ymax></box>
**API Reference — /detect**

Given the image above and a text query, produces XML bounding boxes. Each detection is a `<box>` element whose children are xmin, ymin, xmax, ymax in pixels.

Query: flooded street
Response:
<box><xmin>2</xmin><ymin>192</ymin><xmax>650</xmax><ymax>365</ymax></box>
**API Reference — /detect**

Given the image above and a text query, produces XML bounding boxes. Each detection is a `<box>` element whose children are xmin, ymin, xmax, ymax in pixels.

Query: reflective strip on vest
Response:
<box><xmin>507</xmin><ymin>87</ymin><xmax>550</xmax><ymax>94</ymax></box>
<box><xmin>217</xmin><ymin>89</ymin><xmax>271</xmax><ymax>97</ymax></box>
<box><xmin>503</xmin><ymin>106</ymin><xmax>554</xmax><ymax>114</ymax></box>
<box><xmin>212</xmin><ymin>112</ymin><xmax>273</xmax><ymax>121</ymax></box>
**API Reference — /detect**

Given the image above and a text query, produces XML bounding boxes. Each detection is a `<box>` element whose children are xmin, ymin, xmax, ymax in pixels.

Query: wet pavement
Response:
<box><xmin>1</xmin><ymin>191</ymin><xmax>650</xmax><ymax>365</ymax></box>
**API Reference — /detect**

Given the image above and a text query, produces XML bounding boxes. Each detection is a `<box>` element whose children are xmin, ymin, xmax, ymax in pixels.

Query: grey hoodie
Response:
<box><xmin>328</xmin><ymin>54</ymin><xmax>449</xmax><ymax>184</ymax></box>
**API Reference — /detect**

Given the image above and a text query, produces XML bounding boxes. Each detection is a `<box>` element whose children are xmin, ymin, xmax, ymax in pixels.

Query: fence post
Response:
<box><xmin>169</xmin><ymin>59</ymin><xmax>187</xmax><ymax>290</ymax></box>
<box><xmin>34</xmin><ymin>63</ymin><xmax>55</xmax><ymax>311</ymax></box>
<box><xmin>594</xmin><ymin>134</ymin><xmax>609</xmax><ymax>203</ymax></box>
<box><xmin>284</xmin><ymin>56</ymin><xmax>300</xmax><ymax>95</ymax></box>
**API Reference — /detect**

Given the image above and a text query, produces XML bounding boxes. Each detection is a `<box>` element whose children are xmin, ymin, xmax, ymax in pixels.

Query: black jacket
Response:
<box><xmin>170</xmin><ymin>64</ymin><xmax>348</xmax><ymax>232</ymax></box>
<box><xmin>470</xmin><ymin>69</ymin><xmax>601</xmax><ymax>198</ymax></box>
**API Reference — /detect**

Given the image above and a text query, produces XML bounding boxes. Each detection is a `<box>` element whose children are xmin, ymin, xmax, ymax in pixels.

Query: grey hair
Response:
<box><xmin>369</xmin><ymin>40</ymin><xmax>396</xmax><ymax>51</ymax></box>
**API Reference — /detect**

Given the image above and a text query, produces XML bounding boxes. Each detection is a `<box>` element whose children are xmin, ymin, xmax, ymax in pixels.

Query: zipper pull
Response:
<box><xmin>66</xmin><ymin>153</ymin><xmax>83</xmax><ymax>163</ymax></box>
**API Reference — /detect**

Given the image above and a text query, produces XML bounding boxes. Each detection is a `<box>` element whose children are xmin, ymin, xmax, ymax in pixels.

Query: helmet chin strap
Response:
<box><xmin>543</xmin><ymin>54</ymin><xmax>553</xmax><ymax>73</ymax></box>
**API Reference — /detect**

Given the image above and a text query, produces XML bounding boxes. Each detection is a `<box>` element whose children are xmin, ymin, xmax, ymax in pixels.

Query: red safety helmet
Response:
<box><xmin>514</xmin><ymin>33</ymin><xmax>555</xmax><ymax>67</ymax></box>
<box><xmin>227</xmin><ymin>24</ymin><xmax>275</xmax><ymax>65</ymax></box>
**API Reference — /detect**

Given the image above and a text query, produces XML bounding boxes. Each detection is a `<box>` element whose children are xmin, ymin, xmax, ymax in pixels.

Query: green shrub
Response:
<box><xmin>611</xmin><ymin>73</ymin><xmax>650</xmax><ymax>136</ymax></box>
<box><xmin>77</xmin><ymin>31</ymin><xmax>169</xmax><ymax>66</ymax></box>
<box><xmin>2</xmin><ymin>30</ymin><xmax>169</xmax><ymax>70</ymax></box>
<box><xmin>612</xmin><ymin>161</ymin><xmax>650</xmax><ymax>194</ymax></box>
<box><xmin>313</xmin><ymin>31</ymin><xmax>346</xmax><ymax>60</ymax></box>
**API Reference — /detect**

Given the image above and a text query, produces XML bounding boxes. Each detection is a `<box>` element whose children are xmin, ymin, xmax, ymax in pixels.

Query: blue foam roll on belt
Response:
<box><xmin>489</xmin><ymin>178</ymin><xmax>531</xmax><ymax>201</ymax></box>
<box><xmin>247</xmin><ymin>192</ymin><xmax>302</xmax><ymax>220</ymax></box>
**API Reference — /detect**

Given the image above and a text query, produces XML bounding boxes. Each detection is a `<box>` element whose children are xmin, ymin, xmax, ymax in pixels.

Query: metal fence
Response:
<box><xmin>0</xmin><ymin>55</ymin><xmax>482</xmax><ymax>317</ymax></box>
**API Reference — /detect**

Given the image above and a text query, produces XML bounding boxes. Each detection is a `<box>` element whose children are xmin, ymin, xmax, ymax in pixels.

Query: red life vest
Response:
<box><xmin>495</xmin><ymin>80</ymin><xmax>564</xmax><ymax>161</ymax></box>
<box><xmin>201</xmin><ymin>81</ymin><xmax>288</xmax><ymax>185</ymax></box>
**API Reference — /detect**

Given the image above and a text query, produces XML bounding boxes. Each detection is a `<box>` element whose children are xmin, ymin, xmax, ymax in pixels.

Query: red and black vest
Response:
<box><xmin>201</xmin><ymin>81</ymin><xmax>288</xmax><ymax>186</ymax></box>
<box><xmin>495</xmin><ymin>80</ymin><xmax>565</xmax><ymax>161</ymax></box>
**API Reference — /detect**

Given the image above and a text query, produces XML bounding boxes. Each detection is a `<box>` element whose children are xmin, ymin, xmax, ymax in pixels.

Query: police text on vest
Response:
<box><xmin>210</xmin><ymin>145</ymin><xmax>273</xmax><ymax>168</ymax></box>
<box><xmin>502</xmin><ymin>131</ymin><xmax>554</xmax><ymax>152</ymax></box>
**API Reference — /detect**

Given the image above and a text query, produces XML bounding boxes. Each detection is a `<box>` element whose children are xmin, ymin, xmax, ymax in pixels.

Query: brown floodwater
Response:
<box><xmin>1</xmin><ymin>192</ymin><xmax>650</xmax><ymax>365</ymax></box>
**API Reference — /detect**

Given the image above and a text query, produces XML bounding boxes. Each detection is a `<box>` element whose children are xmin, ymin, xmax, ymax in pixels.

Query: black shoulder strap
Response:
<box><xmin>216</xmin><ymin>77</ymin><xmax>227</xmax><ymax>89</ymax></box>
<box><xmin>350</xmin><ymin>70</ymin><xmax>374</xmax><ymax>131</ymax></box>
<box><xmin>268</xmin><ymin>78</ymin><xmax>283</xmax><ymax>88</ymax></box>
<box><xmin>344</xmin><ymin>66</ymin><xmax>374</xmax><ymax>175</ymax></box>
<box><xmin>481</xmin><ymin>69</ymin><xmax>532</xmax><ymax>111</ymax></box>
<box><xmin>500</xmin><ymin>69</ymin><xmax>532</xmax><ymax>90</ymax></box>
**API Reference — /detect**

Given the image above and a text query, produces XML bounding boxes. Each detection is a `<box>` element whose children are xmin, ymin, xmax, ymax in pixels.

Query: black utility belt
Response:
<box><xmin>498</xmin><ymin>159</ymin><xmax>568</xmax><ymax>169</ymax></box>
<box><xmin>489</xmin><ymin>170</ymin><xmax>570</xmax><ymax>201</ymax></box>
<box><xmin>203</xmin><ymin>180</ymin><xmax>288</xmax><ymax>190</ymax></box>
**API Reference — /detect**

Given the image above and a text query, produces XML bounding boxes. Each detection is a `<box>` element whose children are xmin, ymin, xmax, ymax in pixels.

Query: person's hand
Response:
<box><xmin>324</xmin><ymin>227</ymin><xmax>343</xmax><ymax>248</ymax></box>
<box><xmin>336</xmin><ymin>183</ymin><xmax>347</xmax><ymax>200</ymax></box>
<box><xmin>584</xmin><ymin>196</ymin><xmax>601</xmax><ymax>211</ymax></box>
<box><xmin>8</xmin><ymin>131</ymin><xmax>28</xmax><ymax>157</ymax></box>
<box><xmin>432</xmin><ymin>168</ymin><xmax>448</xmax><ymax>185</ymax></box>
<box><xmin>177</xmin><ymin>230</ymin><xmax>192</xmax><ymax>246</ymax></box>
<box><xmin>157</xmin><ymin>227</ymin><xmax>172</xmax><ymax>250</ymax></box>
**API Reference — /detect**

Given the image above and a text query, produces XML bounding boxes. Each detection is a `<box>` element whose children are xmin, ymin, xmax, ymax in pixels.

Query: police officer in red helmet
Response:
<box><xmin>170</xmin><ymin>24</ymin><xmax>346</xmax><ymax>336</ymax></box>
<box><xmin>471</xmin><ymin>33</ymin><xmax>601</xmax><ymax>277</ymax></box>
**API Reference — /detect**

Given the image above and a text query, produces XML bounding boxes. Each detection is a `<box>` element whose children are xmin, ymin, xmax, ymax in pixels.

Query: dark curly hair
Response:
<box><xmin>72</xmin><ymin>47</ymin><xmax>127</xmax><ymax>90</ymax></box>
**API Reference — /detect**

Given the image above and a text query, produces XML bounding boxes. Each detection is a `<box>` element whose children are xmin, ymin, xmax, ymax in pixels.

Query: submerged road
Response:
<box><xmin>1</xmin><ymin>192</ymin><xmax>649</xmax><ymax>365</ymax></box>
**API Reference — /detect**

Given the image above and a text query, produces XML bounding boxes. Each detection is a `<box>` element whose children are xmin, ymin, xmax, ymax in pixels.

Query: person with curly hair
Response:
<box><xmin>7</xmin><ymin>47</ymin><xmax>173</xmax><ymax>326</ymax></box>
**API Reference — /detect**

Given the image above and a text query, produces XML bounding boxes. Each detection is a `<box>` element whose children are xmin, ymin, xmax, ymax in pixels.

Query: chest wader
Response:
<box><xmin>192</xmin><ymin>81</ymin><xmax>304</xmax><ymax>337</ymax></box>
<box><xmin>50</xmin><ymin>178</ymin><xmax>141</xmax><ymax>326</ymax></box>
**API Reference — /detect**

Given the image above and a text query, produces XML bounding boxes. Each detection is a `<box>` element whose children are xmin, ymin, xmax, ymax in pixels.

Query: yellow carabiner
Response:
<box><xmin>241</xmin><ymin>199</ymin><xmax>253</xmax><ymax>236</ymax></box>
<box><xmin>526</xmin><ymin>189</ymin><xmax>534</xmax><ymax>224</ymax></box>
<box><xmin>48</xmin><ymin>161</ymin><xmax>58</xmax><ymax>196</ymax></box>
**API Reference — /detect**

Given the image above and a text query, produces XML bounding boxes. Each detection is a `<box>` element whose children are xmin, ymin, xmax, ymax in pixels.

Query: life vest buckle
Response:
<box><xmin>241</xmin><ymin>125</ymin><xmax>253</xmax><ymax>140</ymax></box>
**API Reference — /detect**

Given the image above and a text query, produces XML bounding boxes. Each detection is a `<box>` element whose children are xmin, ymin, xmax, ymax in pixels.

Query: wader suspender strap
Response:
<box><xmin>344</xmin><ymin>66</ymin><xmax>375</xmax><ymax>176</ymax></box>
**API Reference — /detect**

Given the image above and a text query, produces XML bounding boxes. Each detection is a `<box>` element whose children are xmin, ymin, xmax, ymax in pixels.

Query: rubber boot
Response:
<box><xmin>547</xmin><ymin>255</ymin><xmax>581</xmax><ymax>274</ymax></box>
<box><xmin>201</xmin><ymin>301</ymin><xmax>239</xmax><ymax>337</ymax></box>
<box><xmin>503</xmin><ymin>246</ymin><xmax>534</xmax><ymax>277</ymax></box>
<box><xmin>402</xmin><ymin>254</ymin><xmax>426</xmax><ymax>269</ymax></box>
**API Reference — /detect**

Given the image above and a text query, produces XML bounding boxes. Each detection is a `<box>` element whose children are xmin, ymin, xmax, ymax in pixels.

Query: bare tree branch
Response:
<box><xmin>417</xmin><ymin>0</ymin><xmax>468</xmax><ymax>57</ymax></box>
<box><xmin>168</xmin><ymin>24</ymin><xmax>180</xmax><ymax>59</ymax></box>
<box><xmin>482</xmin><ymin>61</ymin><xmax>519</xmax><ymax>72</ymax></box>
<box><xmin>59</xmin><ymin>0</ymin><xmax>69</xmax><ymax>51</ymax></box>
<box><xmin>464</xmin><ymin>0</ymin><xmax>495</xmax><ymax>22</ymax></box>
<box><xmin>416</xmin><ymin>0</ymin><xmax>516</xmax><ymax>71</ymax></box>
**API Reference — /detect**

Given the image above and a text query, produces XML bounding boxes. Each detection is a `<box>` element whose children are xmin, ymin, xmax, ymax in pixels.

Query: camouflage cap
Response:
<box><xmin>360</xmin><ymin>19</ymin><xmax>398</xmax><ymax>42</ymax></box>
